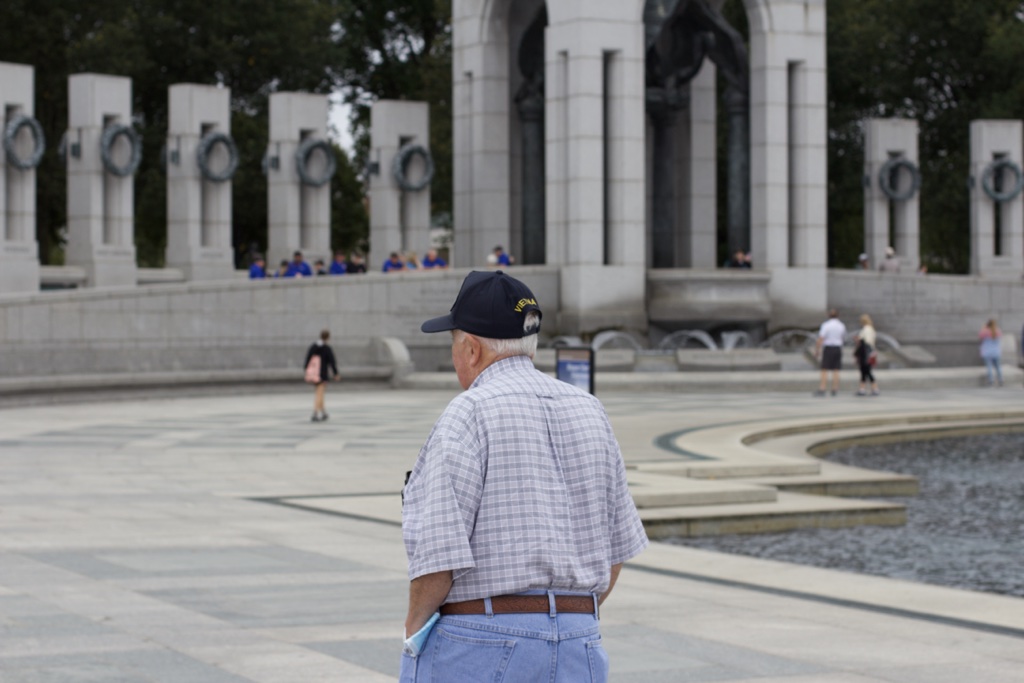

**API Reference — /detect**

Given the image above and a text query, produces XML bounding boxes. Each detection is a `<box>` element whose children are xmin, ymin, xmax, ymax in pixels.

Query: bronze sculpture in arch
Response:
<box><xmin>644</xmin><ymin>0</ymin><xmax>751</xmax><ymax>267</ymax></box>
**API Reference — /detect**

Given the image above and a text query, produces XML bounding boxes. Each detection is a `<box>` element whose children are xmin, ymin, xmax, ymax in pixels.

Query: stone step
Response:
<box><xmin>745</xmin><ymin>462</ymin><xmax>919</xmax><ymax>497</ymax></box>
<box><xmin>636</xmin><ymin>460</ymin><xmax>821</xmax><ymax>479</ymax></box>
<box><xmin>639</xmin><ymin>491</ymin><xmax>906</xmax><ymax>539</ymax></box>
<box><xmin>628</xmin><ymin>471</ymin><xmax>777</xmax><ymax>508</ymax></box>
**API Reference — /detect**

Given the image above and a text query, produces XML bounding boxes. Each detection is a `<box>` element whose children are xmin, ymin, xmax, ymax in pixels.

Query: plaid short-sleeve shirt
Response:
<box><xmin>402</xmin><ymin>355</ymin><xmax>648</xmax><ymax>603</ymax></box>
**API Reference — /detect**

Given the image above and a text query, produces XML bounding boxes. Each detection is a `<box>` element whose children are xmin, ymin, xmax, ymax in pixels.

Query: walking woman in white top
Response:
<box><xmin>855</xmin><ymin>314</ymin><xmax>880</xmax><ymax>396</ymax></box>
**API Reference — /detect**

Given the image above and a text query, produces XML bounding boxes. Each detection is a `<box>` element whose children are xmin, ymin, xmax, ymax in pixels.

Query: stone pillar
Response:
<box><xmin>676</xmin><ymin>62</ymin><xmax>717</xmax><ymax>268</ymax></box>
<box><xmin>266</xmin><ymin>92</ymin><xmax>331</xmax><ymax>269</ymax></box>
<box><xmin>165</xmin><ymin>84</ymin><xmax>234</xmax><ymax>281</ymax></box>
<box><xmin>970</xmin><ymin>120</ymin><xmax>1024</xmax><ymax>278</ymax></box>
<box><xmin>0</xmin><ymin>62</ymin><xmax>41</xmax><ymax>294</ymax></box>
<box><xmin>452</xmin><ymin>4</ymin><xmax>512</xmax><ymax>268</ymax></box>
<box><xmin>368</xmin><ymin>100</ymin><xmax>431</xmax><ymax>271</ymax></box>
<box><xmin>864</xmin><ymin>118</ymin><xmax>920</xmax><ymax>273</ymax></box>
<box><xmin>746</xmin><ymin>1</ymin><xmax>828</xmax><ymax>327</ymax></box>
<box><xmin>544</xmin><ymin>2</ymin><xmax>647</xmax><ymax>333</ymax></box>
<box><xmin>65</xmin><ymin>73</ymin><xmax>137</xmax><ymax>288</ymax></box>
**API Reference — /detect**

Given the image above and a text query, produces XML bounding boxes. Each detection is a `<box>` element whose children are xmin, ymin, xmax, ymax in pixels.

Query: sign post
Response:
<box><xmin>555</xmin><ymin>347</ymin><xmax>595</xmax><ymax>394</ymax></box>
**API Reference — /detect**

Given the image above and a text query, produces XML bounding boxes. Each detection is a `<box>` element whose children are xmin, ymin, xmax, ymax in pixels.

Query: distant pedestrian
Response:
<box><xmin>854</xmin><ymin>314</ymin><xmax>879</xmax><ymax>396</ymax></box>
<box><xmin>421</xmin><ymin>248</ymin><xmax>447</xmax><ymax>269</ymax></box>
<box><xmin>728</xmin><ymin>249</ymin><xmax>751</xmax><ymax>268</ymax></box>
<box><xmin>978</xmin><ymin>319</ymin><xmax>1003</xmax><ymax>387</ymax></box>
<box><xmin>286</xmin><ymin>251</ymin><xmax>312</xmax><ymax>278</ymax></box>
<box><xmin>404</xmin><ymin>251</ymin><xmax>421</xmax><ymax>270</ymax></box>
<box><xmin>383</xmin><ymin>252</ymin><xmax>406</xmax><ymax>273</ymax></box>
<box><xmin>814</xmin><ymin>309</ymin><xmax>847</xmax><ymax>396</ymax></box>
<box><xmin>314</xmin><ymin>259</ymin><xmax>328</xmax><ymax>276</ymax></box>
<box><xmin>856</xmin><ymin>253</ymin><xmax>870</xmax><ymax>270</ymax></box>
<box><xmin>304</xmin><ymin>329</ymin><xmax>340</xmax><ymax>422</ymax></box>
<box><xmin>248</xmin><ymin>254</ymin><xmax>267</xmax><ymax>279</ymax></box>
<box><xmin>347</xmin><ymin>252</ymin><xmax>367</xmax><ymax>274</ymax></box>
<box><xmin>329</xmin><ymin>251</ymin><xmax>348</xmax><ymax>275</ymax></box>
<box><xmin>879</xmin><ymin>246</ymin><xmax>901</xmax><ymax>273</ymax></box>
<box><xmin>274</xmin><ymin>259</ymin><xmax>290</xmax><ymax>278</ymax></box>
<box><xmin>488</xmin><ymin>245</ymin><xmax>512</xmax><ymax>267</ymax></box>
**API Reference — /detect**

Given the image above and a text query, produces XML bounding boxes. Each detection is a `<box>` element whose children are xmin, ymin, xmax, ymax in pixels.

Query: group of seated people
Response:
<box><xmin>248</xmin><ymin>250</ymin><xmax>370</xmax><ymax>279</ymax></box>
<box><xmin>250</xmin><ymin>244</ymin><xmax>518</xmax><ymax>278</ymax></box>
<box><xmin>381</xmin><ymin>248</ymin><xmax>448</xmax><ymax>272</ymax></box>
<box><xmin>248</xmin><ymin>248</ymin><xmax>452</xmax><ymax>279</ymax></box>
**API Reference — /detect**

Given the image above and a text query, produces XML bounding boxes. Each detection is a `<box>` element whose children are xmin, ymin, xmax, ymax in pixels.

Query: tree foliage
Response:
<box><xmin>827</xmin><ymin>0</ymin><xmax>1024</xmax><ymax>272</ymax></box>
<box><xmin>330</xmin><ymin>0</ymin><xmax>453</xmax><ymax>223</ymax></box>
<box><xmin>0</xmin><ymin>0</ymin><xmax>375</xmax><ymax>266</ymax></box>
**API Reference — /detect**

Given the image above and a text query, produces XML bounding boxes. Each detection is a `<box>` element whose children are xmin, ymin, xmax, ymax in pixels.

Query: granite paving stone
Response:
<box><xmin>0</xmin><ymin>386</ymin><xmax>1021</xmax><ymax>682</ymax></box>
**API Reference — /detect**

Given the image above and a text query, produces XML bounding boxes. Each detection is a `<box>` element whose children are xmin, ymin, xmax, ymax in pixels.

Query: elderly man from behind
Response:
<box><xmin>400</xmin><ymin>270</ymin><xmax>648</xmax><ymax>682</ymax></box>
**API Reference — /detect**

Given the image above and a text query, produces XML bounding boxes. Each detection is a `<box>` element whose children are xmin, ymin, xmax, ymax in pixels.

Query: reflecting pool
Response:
<box><xmin>668</xmin><ymin>432</ymin><xmax>1024</xmax><ymax>597</ymax></box>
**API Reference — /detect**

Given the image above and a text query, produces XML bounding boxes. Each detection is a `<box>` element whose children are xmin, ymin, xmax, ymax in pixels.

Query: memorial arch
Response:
<box><xmin>453</xmin><ymin>0</ymin><xmax>829</xmax><ymax>333</ymax></box>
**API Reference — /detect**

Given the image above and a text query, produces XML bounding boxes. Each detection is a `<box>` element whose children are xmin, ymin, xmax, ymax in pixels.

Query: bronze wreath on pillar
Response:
<box><xmin>3</xmin><ymin>114</ymin><xmax>46</xmax><ymax>170</ymax></box>
<box><xmin>100</xmin><ymin>123</ymin><xmax>143</xmax><ymax>177</ymax></box>
<box><xmin>980</xmin><ymin>158</ymin><xmax>1024</xmax><ymax>203</ymax></box>
<box><xmin>391</xmin><ymin>143</ymin><xmax>435</xmax><ymax>192</ymax></box>
<box><xmin>196</xmin><ymin>130</ymin><xmax>239</xmax><ymax>183</ymax></box>
<box><xmin>878</xmin><ymin>157</ymin><xmax>921</xmax><ymax>202</ymax></box>
<box><xmin>294</xmin><ymin>137</ymin><xmax>336</xmax><ymax>187</ymax></box>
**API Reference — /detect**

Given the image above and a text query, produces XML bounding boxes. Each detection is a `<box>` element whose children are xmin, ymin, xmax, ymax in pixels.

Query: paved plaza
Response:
<box><xmin>1</xmin><ymin>384</ymin><xmax>1023</xmax><ymax>682</ymax></box>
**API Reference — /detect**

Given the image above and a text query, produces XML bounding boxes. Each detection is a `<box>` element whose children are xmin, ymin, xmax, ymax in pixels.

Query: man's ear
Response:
<box><xmin>465</xmin><ymin>334</ymin><xmax>484</xmax><ymax>366</ymax></box>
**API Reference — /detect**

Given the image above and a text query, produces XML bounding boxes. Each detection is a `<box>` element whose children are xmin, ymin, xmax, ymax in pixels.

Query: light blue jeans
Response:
<box><xmin>983</xmin><ymin>355</ymin><xmax>1003</xmax><ymax>385</ymax></box>
<box><xmin>399</xmin><ymin>592</ymin><xmax>607</xmax><ymax>683</ymax></box>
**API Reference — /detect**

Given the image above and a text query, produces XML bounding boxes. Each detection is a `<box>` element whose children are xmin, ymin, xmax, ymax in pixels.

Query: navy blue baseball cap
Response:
<box><xmin>421</xmin><ymin>270</ymin><xmax>542</xmax><ymax>338</ymax></box>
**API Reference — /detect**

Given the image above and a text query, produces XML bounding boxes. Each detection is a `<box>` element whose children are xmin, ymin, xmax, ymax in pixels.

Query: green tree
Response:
<box><xmin>0</xmin><ymin>0</ymin><xmax>370</xmax><ymax>266</ymax></box>
<box><xmin>330</xmin><ymin>0</ymin><xmax>453</xmax><ymax>226</ymax></box>
<box><xmin>827</xmin><ymin>0</ymin><xmax>1024</xmax><ymax>272</ymax></box>
<box><xmin>331</xmin><ymin>142</ymin><xmax>369</xmax><ymax>254</ymax></box>
<box><xmin>1</xmin><ymin>1</ymin><xmax>138</xmax><ymax>262</ymax></box>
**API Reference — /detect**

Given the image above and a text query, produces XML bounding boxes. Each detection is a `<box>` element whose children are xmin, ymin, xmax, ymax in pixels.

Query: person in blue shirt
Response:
<box><xmin>383</xmin><ymin>252</ymin><xmax>406</xmax><ymax>273</ymax></box>
<box><xmin>421</xmin><ymin>248</ymin><xmax>448</xmax><ymax>269</ymax></box>
<box><xmin>248</xmin><ymin>254</ymin><xmax>267</xmax><ymax>279</ymax></box>
<box><xmin>492</xmin><ymin>245</ymin><xmax>511</xmax><ymax>267</ymax></box>
<box><xmin>285</xmin><ymin>251</ymin><xmax>313</xmax><ymax>278</ymax></box>
<box><xmin>329</xmin><ymin>251</ymin><xmax>348</xmax><ymax>275</ymax></box>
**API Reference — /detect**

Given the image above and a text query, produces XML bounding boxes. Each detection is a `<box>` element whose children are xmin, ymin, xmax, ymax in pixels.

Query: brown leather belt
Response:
<box><xmin>440</xmin><ymin>594</ymin><xmax>595</xmax><ymax>616</ymax></box>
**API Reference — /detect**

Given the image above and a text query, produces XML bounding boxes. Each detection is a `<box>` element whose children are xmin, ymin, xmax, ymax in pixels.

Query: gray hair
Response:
<box><xmin>459</xmin><ymin>311</ymin><xmax>540</xmax><ymax>358</ymax></box>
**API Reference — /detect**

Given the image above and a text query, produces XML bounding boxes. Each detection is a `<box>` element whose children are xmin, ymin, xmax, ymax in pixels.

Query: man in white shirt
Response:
<box><xmin>814</xmin><ymin>309</ymin><xmax>847</xmax><ymax>396</ymax></box>
<box><xmin>879</xmin><ymin>246</ymin><xmax>901</xmax><ymax>273</ymax></box>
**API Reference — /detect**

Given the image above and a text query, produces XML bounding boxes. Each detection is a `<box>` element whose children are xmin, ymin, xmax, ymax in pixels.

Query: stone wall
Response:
<box><xmin>0</xmin><ymin>266</ymin><xmax>561</xmax><ymax>377</ymax></box>
<box><xmin>828</xmin><ymin>270</ymin><xmax>1024</xmax><ymax>365</ymax></box>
